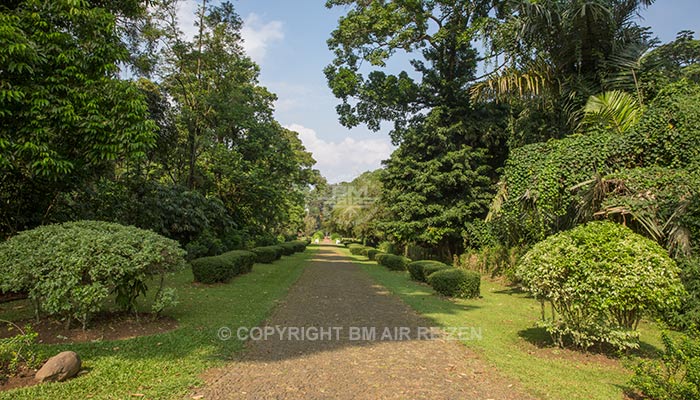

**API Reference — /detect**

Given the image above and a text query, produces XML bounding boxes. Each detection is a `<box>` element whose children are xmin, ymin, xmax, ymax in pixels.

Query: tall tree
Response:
<box><xmin>326</xmin><ymin>0</ymin><xmax>507</xmax><ymax>254</ymax></box>
<box><xmin>473</xmin><ymin>0</ymin><xmax>656</xmax><ymax>144</ymax></box>
<box><xmin>0</xmin><ymin>0</ymin><xmax>156</xmax><ymax>236</ymax></box>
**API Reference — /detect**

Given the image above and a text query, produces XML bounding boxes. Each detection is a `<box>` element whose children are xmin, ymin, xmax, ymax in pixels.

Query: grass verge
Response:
<box><xmin>0</xmin><ymin>247</ymin><xmax>313</xmax><ymax>399</ymax></box>
<box><xmin>343</xmin><ymin>248</ymin><xmax>663</xmax><ymax>400</ymax></box>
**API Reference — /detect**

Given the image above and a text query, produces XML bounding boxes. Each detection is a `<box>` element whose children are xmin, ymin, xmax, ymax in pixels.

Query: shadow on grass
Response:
<box><xmin>517</xmin><ymin>326</ymin><xmax>663</xmax><ymax>360</ymax></box>
<box><xmin>221</xmin><ymin>245</ymin><xmax>485</xmax><ymax>364</ymax></box>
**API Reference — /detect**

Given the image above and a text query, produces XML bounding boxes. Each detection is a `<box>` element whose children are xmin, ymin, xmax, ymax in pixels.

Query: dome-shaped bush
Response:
<box><xmin>517</xmin><ymin>221</ymin><xmax>684</xmax><ymax>350</ymax></box>
<box><xmin>0</xmin><ymin>221</ymin><xmax>186</xmax><ymax>328</ymax></box>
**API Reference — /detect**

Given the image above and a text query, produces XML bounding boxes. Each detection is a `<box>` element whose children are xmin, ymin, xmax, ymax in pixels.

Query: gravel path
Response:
<box><xmin>192</xmin><ymin>245</ymin><xmax>533</xmax><ymax>399</ymax></box>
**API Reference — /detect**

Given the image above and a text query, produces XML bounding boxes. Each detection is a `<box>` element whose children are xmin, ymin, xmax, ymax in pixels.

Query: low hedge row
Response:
<box><xmin>193</xmin><ymin>240</ymin><xmax>308</xmax><ymax>283</ymax></box>
<box><xmin>378</xmin><ymin>254</ymin><xmax>411</xmax><ymax>271</ymax></box>
<box><xmin>251</xmin><ymin>246</ymin><xmax>283</xmax><ymax>263</ymax></box>
<box><xmin>427</xmin><ymin>268</ymin><xmax>480</xmax><ymax>299</ymax></box>
<box><xmin>191</xmin><ymin>250</ymin><xmax>256</xmax><ymax>284</ymax></box>
<box><xmin>366</xmin><ymin>248</ymin><xmax>381</xmax><ymax>260</ymax></box>
<box><xmin>407</xmin><ymin>260</ymin><xmax>449</xmax><ymax>282</ymax></box>
<box><xmin>279</xmin><ymin>242</ymin><xmax>296</xmax><ymax>256</ymax></box>
<box><xmin>422</xmin><ymin>263</ymin><xmax>452</xmax><ymax>280</ymax></box>
<box><xmin>287</xmin><ymin>240</ymin><xmax>308</xmax><ymax>253</ymax></box>
<box><xmin>348</xmin><ymin>243</ymin><xmax>367</xmax><ymax>255</ymax></box>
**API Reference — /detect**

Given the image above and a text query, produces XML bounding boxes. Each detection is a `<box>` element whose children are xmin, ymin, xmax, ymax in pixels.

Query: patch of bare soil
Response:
<box><xmin>0</xmin><ymin>364</ymin><xmax>39</xmax><ymax>392</ymax></box>
<box><xmin>192</xmin><ymin>245</ymin><xmax>534</xmax><ymax>399</ymax></box>
<box><xmin>0</xmin><ymin>312</ymin><xmax>178</xmax><ymax>345</ymax></box>
<box><xmin>517</xmin><ymin>337</ymin><xmax>624</xmax><ymax>370</ymax></box>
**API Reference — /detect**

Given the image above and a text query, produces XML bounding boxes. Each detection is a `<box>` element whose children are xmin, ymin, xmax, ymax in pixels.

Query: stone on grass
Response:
<box><xmin>35</xmin><ymin>351</ymin><xmax>81</xmax><ymax>383</ymax></box>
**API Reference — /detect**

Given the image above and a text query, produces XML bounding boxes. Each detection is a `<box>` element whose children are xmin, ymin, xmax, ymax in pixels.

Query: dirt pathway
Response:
<box><xmin>192</xmin><ymin>245</ymin><xmax>534</xmax><ymax>399</ymax></box>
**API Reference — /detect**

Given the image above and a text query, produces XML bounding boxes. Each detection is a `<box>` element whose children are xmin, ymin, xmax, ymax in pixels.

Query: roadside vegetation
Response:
<box><xmin>0</xmin><ymin>249</ymin><xmax>312</xmax><ymax>398</ymax></box>
<box><xmin>345</xmin><ymin>247</ymin><xmax>665</xmax><ymax>400</ymax></box>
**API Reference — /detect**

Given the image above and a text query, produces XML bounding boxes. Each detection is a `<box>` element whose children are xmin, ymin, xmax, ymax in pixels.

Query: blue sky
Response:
<box><xmin>177</xmin><ymin>0</ymin><xmax>700</xmax><ymax>183</ymax></box>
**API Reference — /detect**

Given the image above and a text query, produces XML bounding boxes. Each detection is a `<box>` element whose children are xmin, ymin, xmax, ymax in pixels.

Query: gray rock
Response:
<box><xmin>35</xmin><ymin>351</ymin><xmax>81</xmax><ymax>383</ymax></box>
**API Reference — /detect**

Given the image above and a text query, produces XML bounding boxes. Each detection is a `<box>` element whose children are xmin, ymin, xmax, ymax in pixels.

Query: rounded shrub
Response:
<box><xmin>348</xmin><ymin>243</ymin><xmax>367</xmax><ymax>255</ymax></box>
<box><xmin>517</xmin><ymin>221</ymin><xmax>684</xmax><ymax>351</ymax></box>
<box><xmin>251</xmin><ymin>246</ymin><xmax>282</xmax><ymax>263</ymax></box>
<box><xmin>191</xmin><ymin>250</ymin><xmax>256</xmax><ymax>284</ymax></box>
<box><xmin>427</xmin><ymin>268</ymin><xmax>481</xmax><ymax>298</ymax></box>
<box><xmin>360</xmin><ymin>247</ymin><xmax>376</xmax><ymax>257</ymax></box>
<box><xmin>374</xmin><ymin>252</ymin><xmax>389</xmax><ymax>264</ymax></box>
<box><xmin>378</xmin><ymin>254</ymin><xmax>411</xmax><ymax>271</ymax></box>
<box><xmin>366</xmin><ymin>249</ymin><xmax>381</xmax><ymax>261</ymax></box>
<box><xmin>278</xmin><ymin>243</ymin><xmax>296</xmax><ymax>256</ymax></box>
<box><xmin>407</xmin><ymin>260</ymin><xmax>450</xmax><ymax>282</ymax></box>
<box><xmin>422</xmin><ymin>263</ymin><xmax>452</xmax><ymax>279</ymax></box>
<box><xmin>0</xmin><ymin>221</ymin><xmax>186</xmax><ymax>328</ymax></box>
<box><xmin>287</xmin><ymin>240</ymin><xmax>307</xmax><ymax>253</ymax></box>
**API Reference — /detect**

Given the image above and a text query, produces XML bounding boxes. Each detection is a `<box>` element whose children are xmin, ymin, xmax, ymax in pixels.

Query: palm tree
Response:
<box><xmin>472</xmin><ymin>0</ymin><xmax>655</xmax><ymax>139</ymax></box>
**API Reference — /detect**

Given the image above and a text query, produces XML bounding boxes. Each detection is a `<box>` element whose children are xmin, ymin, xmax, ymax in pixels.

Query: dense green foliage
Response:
<box><xmin>190</xmin><ymin>250</ymin><xmax>256</xmax><ymax>284</ymax></box>
<box><xmin>518</xmin><ymin>222</ymin><xmax>683</xmax><ymax>350</ymax></box>
<box><xmin>0</xmin><ymin>1</ymin><xmax>322</xmax><ymax>254</ymax></box>
<box><xmin>427</xmin><ymin>268</ymin><xmax>480</xmax><ymax>299</ymax></box>
<box><xmin>324</xmin><ymin>170</ymin><xmax>386</xmax><ymax>242</ymax></box>
<box><xmin>0</xmin><ymin>221</ymin><xmax>185</xmax><ymax>328</ymax></box>
<box><xmin>0</xmin><ymin>323</ymin><xmax>37</xmax><ymax>381</ymax></box>
<box><xmin>631</xmin><ymin>331</ymin><xmax>700</xmax><ymax>400</ymax></box>
<box><xmin>325</xmin><ymin>0</ymin><xmax>510</xmax><ymax>258</ymax></box>
<box><xmin>407</xmin><ymin>260</ymin><xmax>449</xmax><ymax>282</ymax></box>
<box><xmin>0</xmin><ymin>0</ymin><xmax>156</xmax><ymax>236</ymax></box>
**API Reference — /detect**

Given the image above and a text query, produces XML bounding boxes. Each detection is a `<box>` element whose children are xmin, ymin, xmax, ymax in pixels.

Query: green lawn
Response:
<box><xmin>0</xmin><ymin>247</ymin><xmax>313</xmax><ymax>399</ymax></box>
<box><xmin>346</xmin><ymin>248</ymin><xmax>664</xmax><ymax>400</ymax></box>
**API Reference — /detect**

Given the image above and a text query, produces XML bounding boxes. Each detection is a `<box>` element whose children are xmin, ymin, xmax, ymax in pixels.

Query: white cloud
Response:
<box><xmin>175</xmin><ymin>5</ymin><xmax>283</xmax><ymax>64</ymax></box>
<box><xmin>241</xmin><ymin>13</ymin><xmax>284</xmax><ymax>64</ymax></box>
<box><xmin>175</xmin><ymin>0</ymin><xmax>198</xmax><ymax>41</ymax></box>
<box><xmin>285</xmin><ymin>124</ymin><xmax>395</xmax><ymax>183</ymax></box>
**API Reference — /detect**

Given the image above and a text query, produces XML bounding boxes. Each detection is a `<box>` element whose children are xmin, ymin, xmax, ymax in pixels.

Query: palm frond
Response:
<box><xmin>581</xmin><ymin>90</ymin><xmax>643</xmax><ymax>134</ymax></box>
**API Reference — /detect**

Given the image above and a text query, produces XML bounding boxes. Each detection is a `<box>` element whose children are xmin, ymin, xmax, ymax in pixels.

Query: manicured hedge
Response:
<box><xmin>378</xmin><ymin>254</ymin><xmax>411</xmax><ymax>271</ymax></box>
<box><xmin>427</xmin><ymin>268</ymin><xmax>480</xmax><ymax>298</ymax></box>
<box><xmin>360</xmin><ymin>247</ymin><xmax>377</xmax><ymax>257</ymax></box>
<box><xmin>374</xmin><ymin>252</ymin><xmax>387</xmax><ymax>263</ymax></box>
<box><xmin>251</xmin><ymin>246</ymin><xmax>282</xmax><ymax>263</ymax></box>
<box><xmin>422</xmin><ymin>263</ymin><xmax>452</xmax><ymax>279</ymax></box>
<box><xmin>279</xmin><ymin>242</ymin><xmax>296</xmax><ymax>256</ymax></box>
<box><xmin>287</xmin><ymin>240</ymin><xmax>307</xmax><ymax>253</ymax></box>
<box><xmin>348</xmin><ymin>243</ymin><xmax>367</xmax><ymax>255</ymax></box>
<box><xmin>407</xmin><ymin>260</ymin><xmax>450</xmax><ymax>282</ymax></box>
<box><xmin>366</xmin><ymin>249</ymin><xmax>381</xmax><ymax>260</ymax></box>
<box><xmin>191</xmin><ymin>250</ymin><xmax>256</xmax><ymax>284</ymax></box>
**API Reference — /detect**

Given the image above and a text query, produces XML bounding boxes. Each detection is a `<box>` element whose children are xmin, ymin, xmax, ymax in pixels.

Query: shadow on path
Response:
<box><xmin>192</xmin><ymin>245</ymin><xmax>534</xmax><ymax>399</ymax></box>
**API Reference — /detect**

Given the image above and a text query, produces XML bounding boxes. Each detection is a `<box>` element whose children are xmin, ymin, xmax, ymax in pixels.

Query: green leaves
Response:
<box><xmin>517</xmin><ymin>221</ymin><xmax>684</xmax><ymax>351</ymax></box>
<box><xmin>0</xmin><ymin>0</ymin><xmax>156</xmax><ymax>235</ymax></box>
<box><xmin>582</xmin><ymin>90</ymin><xmax>642</xmax><ymax>134</ymax></box>
<box><xmin>0</xmin><ymin>220</ymin><xmax>186</xmax><ymax>328</ymax></box>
